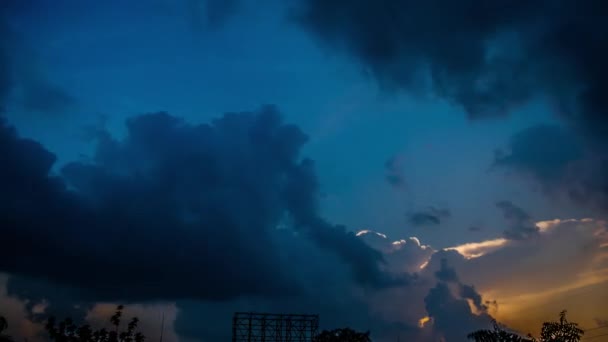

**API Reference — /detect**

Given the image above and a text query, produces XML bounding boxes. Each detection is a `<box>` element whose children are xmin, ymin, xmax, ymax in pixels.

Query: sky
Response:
<box><xmin>0</xmin><ymin>0</ymin><xmax>607</xmax><ymax>341</ymax></box>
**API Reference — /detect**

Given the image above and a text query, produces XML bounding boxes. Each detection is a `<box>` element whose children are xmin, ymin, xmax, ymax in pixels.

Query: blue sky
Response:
<box><xmin>5</xmin><ymin>0</ymin><xmax>581</xmax><ymax>247</ymax></box>
<box><xmin>1</xmin><ymin>1</ymin><xmax>607</xmax><ymax>341</ymax></box>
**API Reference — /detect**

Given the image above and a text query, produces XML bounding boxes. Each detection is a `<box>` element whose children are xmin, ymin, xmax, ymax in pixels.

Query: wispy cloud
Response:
<box><xmin>445</xmin><ymin>238</ymin><xmax>509</xmax><ymax>259</ymax></box>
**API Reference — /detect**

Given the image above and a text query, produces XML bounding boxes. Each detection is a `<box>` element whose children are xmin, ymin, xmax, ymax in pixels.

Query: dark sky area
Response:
<box><xmin>1</xmin><ymin>1</ymin><xmax>607</xmax><ymax>341</ymax></box>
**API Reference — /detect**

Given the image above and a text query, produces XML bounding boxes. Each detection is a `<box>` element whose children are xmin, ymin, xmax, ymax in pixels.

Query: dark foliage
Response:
<box><xmin>313</xmin><ymin>328</ymin><xmax>371</xmax><ymax>342</ymax></box>
<box><xmin>468</xmin><ymin>320</ymin><xmax>532</xmax><ymax>342</ymax></box>
<box><xmin>45</xmin><ymin>305</ymin><xmax>145</xmax><ymax>342</ymax></box>
<box><xmin>468</xmin><ymin>311</ymin><xmax>584</xmax><ymax>342</ymax></box>
<box><xmin>0</xmin><ymin>316</ymin><xmax>14</xmax><ymax>342</ymax></box>
<box><xmin>539</xmin><ymin>311</ymin><xmax>584</xmax><ymax>342</ymax></box>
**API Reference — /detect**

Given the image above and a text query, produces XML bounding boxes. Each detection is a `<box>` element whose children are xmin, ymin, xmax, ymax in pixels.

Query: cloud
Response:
<box><xmin>6</xmin><ymin>217</ymin><xmax>553</xmax><ymax>342</ymax></box>
<box><xmin>408</xmin><ymin>207</ymin><xmax>451</xmax><ymax>227</ymax></box>
<box><xmin>460</xmin><ymin>284</ymin><xmax>487</xmax><ymax>313</ymax></box>
<box><xmin>171</xmin><ymin>237</ymin><xmax>421</xmax><ymax>342</ymax></box>
<box><xmin>168</xmin><ymin>217</ymin><xmax>608</xmax><ymax>340</ymax></box>
<box><xmin>496</xmin><ymin>200</ymin><xmax>539</xmax><ymax>240</ymax></box>
<box><xmin>294</xmin><ymin>0</ymin><xmax>608</xmax><ymax>218</ymax></box>
<box><xmin>493</xmin><ymin>125</ymin><xmax>584</xmax><ymax>182</ymax></box>
<box><xmin>4</xmin><ymin>276</ymin><xmax>97</xmax><ymax>328</ymax></box>
<box><xmin>428</xmin><ymin>219</ymin><xmax>608</xmax><ymax>333</ymax></box>
<box><xmin>0</xmin><ymin>106</ymin><xmax>397</xmax><ymax>307</ymax></box>
<box><xmin>445</xmin><ymin>238</ymin><xmax>509</xmax><ymax>260</ymax></box>
<box><xmin>173</xmin><ymin>294</ymin><xmax>421</xmax><ymax>342</ymax></box>
<box><xmin>357</xmin><ymin>230</ymin><xmax>434</xmax><ymax>274</ymax></box>
<box><xmin>294</xmin><ymin>0</ymin><xmax>608</xmax><ymax>126</ymax></box>
<box><xmin>170</xmin><ymin>233</ymin><xmax>417</xmax><ymax>341</ymax></box>
<box><xmin>349</xmin><ymin>231</ymin><xmax>499</xmax><ymax>341</ymax></box>
<box><xmin>1</xmin><ymin>229</ymin><xmax>413</xmax><ymax>342</ymax></box>
<box><xmin>0</xmin><ymin>2</ymin><xmax>74</xmax><ymax>113</ymax></box>
<box><xmin>178</xmin><ymin>217</ymin><xmax>608</xmax><ymax>342</ymax></box>
<box><xmin>440</xmin><ymin>218</ymin><xmax>608</xmax><ymax>295</ymax></box>
<box><xmin>434</xmin><ymin>258</ymin><xmax>459</xmax><ymax>283</ymax></box>
<box><xmin>0</xmin><ymin>274</ymin><xmax>47</xmax><ymax>340</ymax></box>
<box><xmin>494</xmin><ymin>124</ymin><xmax>608</xmax><ymax>213</ymax></box>
<box><xmin>424</xmin><ymin>259</ymin><xmax>493</xmax><ymax>341</ymax></box>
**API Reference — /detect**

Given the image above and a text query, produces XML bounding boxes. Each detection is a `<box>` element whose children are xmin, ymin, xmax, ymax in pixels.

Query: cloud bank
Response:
<box><xmin>494</xmin><ymin>124</ymin><xmax>608</xmax><ymax>213</ymax></box>
<box><xmin>0</xmin><ymin>106</ymin><xmax>402</xmax><ymax>305</ymax></box>
<box><xmin>294</xmin><ymin>0</ymin><xmax>608</xmax><ymax>216</ymax></box>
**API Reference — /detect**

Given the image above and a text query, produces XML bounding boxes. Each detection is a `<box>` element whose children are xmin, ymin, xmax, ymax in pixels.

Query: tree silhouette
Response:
<box><xmin>0</xmin><ymin>316</ymin><xmax>14</xmax><ymax>342</ymax></box>
<box><xmin>45</xmin><ymin>305</ymin><xmax>145</xmax><ymax>342</ymax></box>
<box><xmin>467</xmin><ymin>320</ymin><xmax>533</xmax><ymax>342</ymax></box>
<box><xmin>539</xmin><ymin>311</ymin><xmax>583</xmax><ymax>342</ymax></box>
<box><xmin>313</xmin><ymin>328</ymin><xmax>371</xmax><ymax>342</ymax></box>
<box><xmin>468</xmin><ymin>311</ymin><xmax>584</xmax><ymax>342</ymax></box>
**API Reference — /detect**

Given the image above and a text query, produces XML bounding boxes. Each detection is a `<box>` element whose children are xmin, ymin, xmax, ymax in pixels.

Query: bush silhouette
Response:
<box><xmin>0</xmin><ymin>316</ymin><xmax>14</xmax><ymax>342</ymax></box>
<box><xmin>45</xmin><ymin>305</ymin><xmax>145</xmax><ymax>342</ymax></box>
<box><xmin>468</xmin><ymin>310</ymin><xmax>584</xmax><ymax>342</ymax></box>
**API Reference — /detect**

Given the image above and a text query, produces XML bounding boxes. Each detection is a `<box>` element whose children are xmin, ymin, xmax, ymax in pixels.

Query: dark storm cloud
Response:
<box><xmin>174</xmin><ymin>295</ymin><xmax>421</xmax><ymax>342</ymax></box>
<box><xmin>304</xmin><ymin>221</ymin><xmax>403</xmax><ymax>287</ymax></box>
<box><xmin>494</xmin><ymin>125</ymin><xmax>583</xmax><ymax>182</ymax></box>
<box><xmin>0</xmin><ymin>1</ymin><xmax>74</xmax><ymax>113</ymax></box>
<box><xmin>0</xmin><ymin>111</ymin><xmax>294</xmax><ymax>301</ymax></box>
<box><xmin>496</xmin><ymin>200</ymin><xmax>539</xmax><ymax>240</ymax></box>
<box><xmin>294</xmin><ymin>0</ymin><xmax>608</xmax><ymax>216</ymax></box>
<box><xmin>494</xmin><ymin>124</ymin><xmax>608</xmax><ymax>213</ymax></box>
<box><xmin>408</xmin><ymin>207</ymin><xmax>450</xmax><ymax>227</ymax></box>
<box><xmin>172</xmin><ymin>229</ymin><xmax>420</xmax><ymax>341</ymax></box>
<box><xmin>0</xmin><ymin>106</ymin><xmax>394</xmax><ymax>304</ymax></box>
<box><xmin>294</xmin><ymin>1</ymin><xmax>608</xmax><ymax>128</ymax></box>
<box><xmin>294</xmin><ymin>0</ymin><xmax>541</xmax><ymax>118</ymax></box>
<box><xmin>425</xmin><ymin>257</ymin><xmax>492</xmax><ymax>341</ymax></box>
<box><xmin>434</xmin><ymin>258</ymin><xmax>458</xmax><ymax>283</ymax></box>
<box><xmin>424</xmin><ymin>283</ymin><xmax>491</xmax><ymax>340</ymax></box>
<box><xmin>459</xmin><ymin>284</ymin><xmax>487</xmax><ymax>311</ymax></box>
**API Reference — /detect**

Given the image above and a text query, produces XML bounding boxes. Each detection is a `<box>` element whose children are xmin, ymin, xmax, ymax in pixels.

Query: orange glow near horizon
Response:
<box><xmin>484</xmin><ymin>280</ymin><xmax>608</xmax><ymax>336</ymax></box>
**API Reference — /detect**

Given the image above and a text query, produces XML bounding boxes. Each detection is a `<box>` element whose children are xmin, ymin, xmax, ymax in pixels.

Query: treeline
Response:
<box><xmin>1</xmin><ymin>306</ymin><xmax>144</xmax><ymax>342</ymax></box>
<box><xmin>0</xmin><ymin>308</ymin><xmax>594</xmax><ymax>342</ymax></box>
<box><xmin>468</xmin><ymin>311</ymin><xmax>585</xmax><ymax>342</ymax></box>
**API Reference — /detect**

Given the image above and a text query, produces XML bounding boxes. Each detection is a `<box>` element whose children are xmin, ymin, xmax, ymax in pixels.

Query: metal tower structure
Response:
<box><xmin>232</xmin><ymin>312</ymin><xmax>319</xmax><ymax>342</ymax></box>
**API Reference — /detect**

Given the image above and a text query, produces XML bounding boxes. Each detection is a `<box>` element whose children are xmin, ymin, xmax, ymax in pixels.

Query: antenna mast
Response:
<box><xmin>159</xmin><ymin>311</ymin><xmax>165</xmax><ymax>342</ymax></box>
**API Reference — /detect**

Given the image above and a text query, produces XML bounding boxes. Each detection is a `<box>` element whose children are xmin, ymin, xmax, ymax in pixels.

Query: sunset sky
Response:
<box><xmin>1</xmin><ymin>1</ymin><xmax>607</xmax><ymax>341</ymax></box>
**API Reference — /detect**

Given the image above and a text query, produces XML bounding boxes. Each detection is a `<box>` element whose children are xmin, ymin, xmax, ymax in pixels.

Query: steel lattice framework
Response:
<box><xmin>232</xmin><ymin>312</ymin><xmax>319</xmax><ymax>342</ymax></box>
